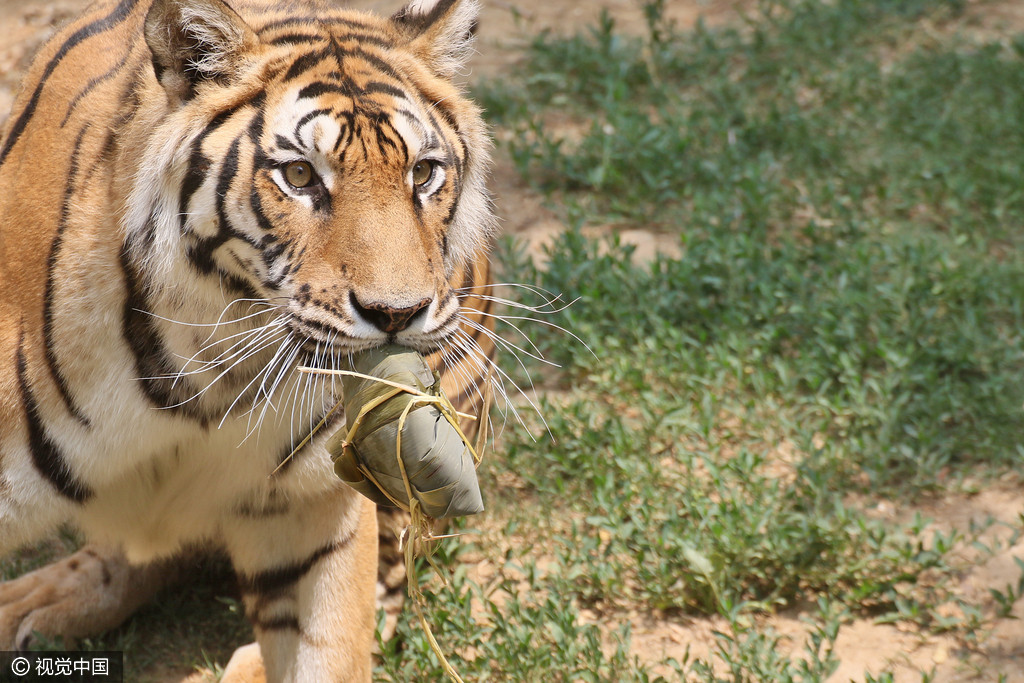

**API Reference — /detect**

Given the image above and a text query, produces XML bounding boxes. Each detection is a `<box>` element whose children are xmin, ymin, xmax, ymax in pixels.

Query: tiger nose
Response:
<box><xmin>350</xmin><ymin>292</ymin><xmax>432</xmax><ymax>334</ymax></box>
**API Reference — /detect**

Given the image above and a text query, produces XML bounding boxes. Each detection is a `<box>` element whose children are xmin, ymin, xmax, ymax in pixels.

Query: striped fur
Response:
<box><xmin>0</xmin><ymin>0</ymin><xmax>497</xmax><ymax>679</ymax></box>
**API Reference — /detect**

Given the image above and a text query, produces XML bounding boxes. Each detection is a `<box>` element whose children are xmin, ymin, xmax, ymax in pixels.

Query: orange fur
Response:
<box><xmin>0</xmin><ymin>0</ymin><xmax>496</xmax><ymax>678</ymax></box>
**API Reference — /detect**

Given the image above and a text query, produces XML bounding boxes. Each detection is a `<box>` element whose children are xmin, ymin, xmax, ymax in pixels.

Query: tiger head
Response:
<box><xmin>125</xmin><ymin>0</ymin><xmax>494</xmax><ymax>362</ymax></box>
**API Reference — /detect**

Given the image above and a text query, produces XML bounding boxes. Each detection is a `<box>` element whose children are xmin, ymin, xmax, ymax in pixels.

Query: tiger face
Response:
<box><xmin>255</xmin><ymin>58</ymin><xmax>481</xmax><ymax>352</ymax></box>
<box><xmin>128</xmin><ymin>0</ymin><xmax>495</xmax><ymax>372</ymax></box>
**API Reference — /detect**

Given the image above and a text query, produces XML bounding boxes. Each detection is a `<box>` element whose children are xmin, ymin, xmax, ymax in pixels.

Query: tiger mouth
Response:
<box><xmin>289</xmin><ymin>317</ymin><xmax>452</xmax><ymax>359</ymax></box>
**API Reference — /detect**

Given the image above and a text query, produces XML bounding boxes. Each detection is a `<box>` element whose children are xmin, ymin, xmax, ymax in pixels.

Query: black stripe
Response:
<box><xmin>357</xmin><ymin>127</ymin><xmax>370</xmax><ymax>163</ymax></box>
<box><xmin>291</xmin><ymin>314</ymin><xmax>345</xmax><ymax>342</ymax></box>
<box><xmin>361</xmin><ymin>81</ymin><xmax>407</xmax><ymax>101</ymax></box>
<box><xmin>330</xmin><ymin>45</ymin><xmax>406</xmax><ymax>86</ymax></box>
<box><xmin>283</xmin><ymin>45</ymin><xmax>333</xmax><ymax>81</ymax></box>
<box><xmin>254</xmin><ymin>615</ymin><xmax>301</xmax><ymax>632</ymax></box>
<box><xmin>43</xmin><ymin>125</ymin><xmax>92</xmax><ymax>427</ymax></box>
<box><xmin>61</xmin><ymin>50</ymin><xmax>132</xmax><ymax>127</ymax></box>
<box><xmin>235</xmin><ymin>499</ymin><xmax>290</xmax><ymax>519</ymax></box>
<box><xmin>96</xmin><ymin>126</ymin><xmax>118</xmax><ymax>170</ymax></box>
<box><xmin>180</xmin><ymin>105</ymin><xmax>248</xmax><ymax>231</ymax></box>
<box><xmin>249</xmin><ymin>186</ymin><xmax>275</xmax><ymax>233</ymax></box>
<box><xmin>438</xmin><ymin>287</ymin><xmax>455</xmax><ymax>310</ymax></box>
<box><xmin>293</xmin><ymin>108</ymin><xmax>333</xmax><ymax>137</ymax></box>
<box><xmin>250</xmin><ymin>190</ymin><xmax>290</xmax><ymax>289</ymax></box>
<box><xmin>337</xmin><ymin>33</ymin><xmax>393</xmax><ymax>50</ymax></box>
<box><xmin>0</xmin><ymin>0</ymin><xmax>139</xmax><ymax>168</ymax></box>
<box><xmin>187</xmin><ymin>135</ymin><xmax>243</xmax><ymax>274</ymax></box>
<box><xmin>223</xmin><ymin>273</ymin><xmax>262</xmax><ymax>302</ymax></box>
<box><xmin>297</xmin><ymin>80</ymin><xmax>354</xmax><ymax>101</ymax></box>
<box><xmin>118</xmin><ymin>245</ymin><xmax>207</xmax><ymax>421</ymax></box>
<box><xmin>258</xmin><ymin>15</ymin><xmax>378</xmax><ymax>34</ymax></box>
<box><xmin>422</xmin><ymin>94</ymin><xmax>460</xmax><ymax>134</ymax></box>
<box><xmin>237</xmin><ymin>541</ymin><xmax>344</xmax><ymax>596</ymax></box>
<box><xmin>247</xmin><ymin>105</ymin><xmax>267</xmax><ymax>145</ymax></box>
<box><xmin>374</xmin><ymin>114</ymin><xmax>402</xmax><ymax>158</ymax></box>
<box><xmin>273</xmin><ymin>134</ymin><xmax>303</xmax><ymax>155</ymax></box>
<box><xmin>443</xmin><ymin>180</ymin><xmax>463</xmax><ymax>226</ymax></box>
<box><xmin>267</xmin><ymin>32</ymin><xmax>325</xmax><ymax>46</ymax></box>
<box><xmin>249</xmin><ymin>90</ymin><xmax>268</xmax><ymax>111</ymax></box>
<box><xmin>333</xmin><ymin>117</ymin><xmax>354</xmax><ymax>155</ymax></box>
<box><xmin>16</xmin><ymin>333</ymin><xmax>93</xmax><ymax>503</ymax></box>
<box><xmin>180</xmin><ymin>147</ymin><xmax>211</xmax><ymax>234</ymax></box>
<box><xmin>391</xmin><ymin>123</ymin><xmax>409</xmax><ymax>165</ymax></box>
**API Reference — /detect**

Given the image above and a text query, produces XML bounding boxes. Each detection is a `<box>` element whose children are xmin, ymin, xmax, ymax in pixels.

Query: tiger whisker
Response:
<box><xmin>457</xmin><ymin>291</ymin><xmax>576</xmax><ymax>315</ymax></box>
<box><xmin>238</xmin><ymin>335</ymin><xmax>304</xmax><ymax>440</ymax></box>
<box><xmin>458</xmin><ymin>311</ymin><xmax>556</xmax><ymax>368</ymax></box>
<box><xmin>465</xmin><ymin>306</ymin><xmax>597</xmax><ymax>361</ymax></box>
<box><xmin>166</xmin><ymin>315</ymin><xmax>293</xmax><ymax>383</ymax></box>
<box><xmin>438</xmin><ymin>344</ymin><xmax>487</xmax><ymax>414</ymax></box>
<box><xmin>450</xmin><ymin>325</ymin><xmax>543</xmax><ymax>435</ymax></box>
<box><xmin>247</xmin><ymin>333</ymin><xmax>303</xmax><ymax>423</ymax></box>
<box><xmin>158</xmin><ymin>327</ymin><xmax>292</xmax><ymax>411</ymax></box>
<box><xmin>286</xmin><ymin>344</ymin><xmax>310</xmax><ymax>450</ymax></box>
<box><xmin>136</xmin><ymin>301</ymin><xmax>276</xmax><ymax>330</ymax></box>
<box><xmin>141</xmin><ymin>319</ymin><xmax>286</xmax><ymax>385</ymax></box>
<box><xmin>456</xmin><ymin>280</ymin><xmax>564</xmax><ymax>302</ymax></box>
<box><xmin>441</xmin><ymin>338</ymin><xmax>498</xmax><ymax>425</ymax></box>
<box><xmin>449</xmin><ymin>337</ymin><xmax>522</xmax><ymax>442</ymax></box>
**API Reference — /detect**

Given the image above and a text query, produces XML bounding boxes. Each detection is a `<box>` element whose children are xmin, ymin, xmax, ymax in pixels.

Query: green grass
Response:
<box><xmin>477</xmin><ymin>0</ymin><xmax>1024</xmax><ymax>488</ymax></box>
<box><xmin>376</xmin><ymin>0</ymin><xmax>1024</xmax><ymax>680</ymax></box>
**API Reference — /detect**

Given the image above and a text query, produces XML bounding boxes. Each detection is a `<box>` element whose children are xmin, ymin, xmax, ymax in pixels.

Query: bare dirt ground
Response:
<box><xmin>2</xmin><ymin>0</ymin><xmax>1023</xmax><ymax>681</ymax></box>
<box><xmin>645</xmin><ymin>484</ymin><xmax>1024</xmax><ymax>682</ymax></box>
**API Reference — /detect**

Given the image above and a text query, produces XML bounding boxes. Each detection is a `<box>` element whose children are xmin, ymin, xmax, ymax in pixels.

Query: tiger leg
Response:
<box><xmin>0</xmin><ymin>545</ymin><xmax>188</xmax><ymax>649</ymax></box>
<box><xmin>374</xmin><ymin>506</ymin><xmax>409</xmax><ymax>644</ymax></box>
<box><xmin>223</xmin><ymin>489</ymin><xmax>377</xmax><ymax>683</ymax></box>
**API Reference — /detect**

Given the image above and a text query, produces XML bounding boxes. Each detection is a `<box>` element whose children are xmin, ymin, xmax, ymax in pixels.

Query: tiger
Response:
<box><xmin>0</xmin><ymin>0</ymin><xmax>499</xmax><ymax>679</ymax></box>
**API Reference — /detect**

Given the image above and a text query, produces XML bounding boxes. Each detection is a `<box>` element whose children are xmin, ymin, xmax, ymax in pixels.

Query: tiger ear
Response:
<box><xmin>391</xmin><ymin>0</ymin><xmax>480</xmax><ymax>79</ymax></box>
<box><xmin>145</xmin><ymin>0</ymin><xmax>261</xmax><ymax>100</ymax></box>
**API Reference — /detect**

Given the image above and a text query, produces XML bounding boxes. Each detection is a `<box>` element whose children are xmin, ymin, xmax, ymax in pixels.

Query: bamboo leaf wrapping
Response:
<box><xmin>327</xmin><ymin>344</ymin><xmax>484</xmax><ymax>518</ymax></box>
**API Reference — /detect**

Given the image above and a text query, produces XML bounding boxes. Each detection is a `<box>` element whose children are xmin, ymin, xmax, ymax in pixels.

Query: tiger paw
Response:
<box><xmin>221</xmin><ymin>642</ymin><xmax>266</xmax><ymax>683</ymax></box>
<box><xmin>0</xmin><ymin>545</ymin><xmax>173</xmax><ymax>649</ymax></box>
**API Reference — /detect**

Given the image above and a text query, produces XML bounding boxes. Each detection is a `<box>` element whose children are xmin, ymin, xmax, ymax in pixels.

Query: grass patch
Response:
<box><xmin>480</xmin><ymin>0</ymin><xmax>1024</xmax><ymax>487</ymax></box>
<box><xmin>479</xmin><ymin>0</ymin><xmax>1024</xmax><ymax>244</ymax></box>
<box><xmin>374</xmin><ymin>0</ymin><xmax>1024</xmax><ymax>679</ymax></box>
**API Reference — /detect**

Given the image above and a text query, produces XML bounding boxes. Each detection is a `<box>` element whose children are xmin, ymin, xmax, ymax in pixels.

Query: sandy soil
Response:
<box><xmin>1</xmin><ymin>1</ymin><xmax>1023</xmax><ymax>681</ymax></box>
<box><xmin>620</xmin><ymin>484</ymin><xmax>1024</xmax><ymax>682</ymax></box>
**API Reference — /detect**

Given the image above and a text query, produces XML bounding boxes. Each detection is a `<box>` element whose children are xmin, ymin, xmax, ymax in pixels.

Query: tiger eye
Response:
<box><xmin>284</xmin><ymin>160</ymin><xmax>314</xmax><ymax>188</ymax></box>
<box><xmin>411</xmin><ymin>160</ymin><xmax>433</xmax><ymax>186</ymax></box>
